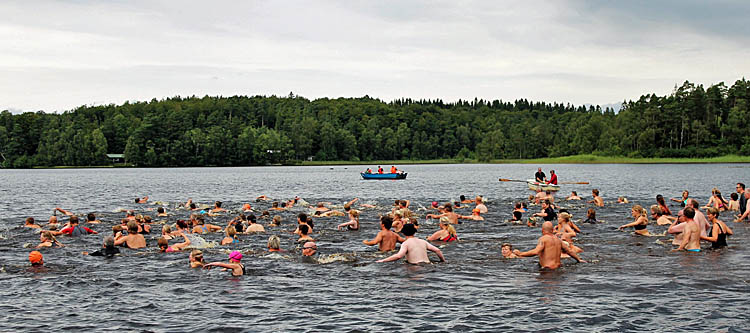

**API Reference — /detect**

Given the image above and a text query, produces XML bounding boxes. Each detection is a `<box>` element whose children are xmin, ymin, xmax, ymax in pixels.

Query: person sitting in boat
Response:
<box><xmin>546</xmin><ymin>170</ymin><xmax>558</xmax><ymax>185</ymax></box>
<box><xmin>364</xmin><ymin>168</ymin><xmax>372</xmax><ymax>174</ymax></box>
<box><xmin>535</xmin><ymin>167</ymin><xmax>546</xmax><ymax>183</ymax></box>
<box><xmin>390</xmin><ymin>165</ymin><xmax>397</xmax><ymax>173</ymax></box>
<box><xmin>377</xmin><ymin>166</ymin><xmax>384</xmax><ymax>174</ymax></box>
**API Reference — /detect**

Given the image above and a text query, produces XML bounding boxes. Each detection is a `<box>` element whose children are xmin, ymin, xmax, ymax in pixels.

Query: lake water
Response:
<box><xmin>1</xmin><ymin>164</ymin><xmax>749</xmax><ymax>331</ymax></box>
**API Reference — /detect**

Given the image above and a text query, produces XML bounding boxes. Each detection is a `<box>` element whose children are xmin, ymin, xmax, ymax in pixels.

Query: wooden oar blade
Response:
<box><xmin>499</xmin><ymin>178</ymin><xmax>526</xmax><ymax>182</ymax></box>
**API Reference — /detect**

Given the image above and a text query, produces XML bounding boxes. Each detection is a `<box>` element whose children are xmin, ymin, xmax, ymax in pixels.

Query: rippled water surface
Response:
<box><xmin>1</xmin><ymin>164</ymin><xmax>750</xmax><ymax>332</ymax></box>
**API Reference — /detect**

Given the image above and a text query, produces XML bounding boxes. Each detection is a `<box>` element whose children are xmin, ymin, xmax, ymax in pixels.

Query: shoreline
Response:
<box><xmin>20</xmin><ymin>154</ymin><xmax>750</xmax><ymax>169</ymax></box>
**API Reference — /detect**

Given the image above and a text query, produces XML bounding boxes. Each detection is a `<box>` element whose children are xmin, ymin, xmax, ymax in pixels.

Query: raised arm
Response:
<box><xmin>172</xmin><ymin>233</ymin><xmax>192</xmax><ymax>251</ymax></box>
<box><xmin>668</xmin><ymin>220</ymin><xmax>686</xmax><ymax>234</ymax></box>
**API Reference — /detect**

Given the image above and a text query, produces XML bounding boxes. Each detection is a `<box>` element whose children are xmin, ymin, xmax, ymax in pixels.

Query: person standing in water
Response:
<box><xmin>376</xmin><ymin>224</ymin><xmax>445</xmax><ymax>264</ymax></box>
<box><xmin>701</xmin><ymin>207</ymin><xmax>733</xmax><ymax>249</ymax></box>
<box><xmin>513</xmin><ymin>221</ymin><xmax>584</xmax><ymax>269</ymax></box>
<box><xmin>674</xmin><ymin>207</ymin><xmax>701</xmax><ymax>252</ymax></box>
<box><xmin>363</xmin><ymin>216</ymin><xmax>404</xmax><ymax>251</ymax></box>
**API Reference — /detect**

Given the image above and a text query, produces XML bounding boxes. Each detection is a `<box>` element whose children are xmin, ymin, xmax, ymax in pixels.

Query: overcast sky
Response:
<box><xmin>1</xmin><ymin>0</ymin><xmax>749</xmax><ymax>113</ymax></box>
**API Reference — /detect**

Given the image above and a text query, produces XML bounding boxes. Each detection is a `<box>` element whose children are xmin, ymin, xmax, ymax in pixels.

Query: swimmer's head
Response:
<box><xmin>157</xmin><ymin>207</ymin><xmax>165</xmax><ymax>214</ymax></box>
<box><xmin>190</xmin><ymin>250</ymin><xmax>203</xmax><ymax>262</ymax></box>
<box><xmin>706</xmin><ymin>207</ymin><xmax>719</xmax><ymax>218</ymax></box>
<box><xmin>381</xmin><ymin>216</ymin><xmax>393</xmax><ymax>230</ymax></box>
<box><xmin>558</xmin><ymin>212</ymin><xmax>571</xmax><ymax>222</ymax></box>
<box><xmin>229</xmin><ymin>251</ymin><xmax>243</xmax><ymax>262</ymax></box>
<box><xmin>25</xmin><ymin>217</ymin><xmax>35</xmax><ymax>225</ymax></box>
<box><xmin>302</xmin><ymin>242</ymin><xmax>317</xmax><ymax>256</ymax></box>
<box><xmin>401</xmin><ymin>223</ymin><xmax>417</xmax><ymax>236</ymax></box>
<box><xmin>297</xmin><ymin>213</ymin><xmax>308</xmax><ymax>224</ymax></box>
<box><xmin>215</xmin><ymin>201</ymin><xmax>222</xmax><ymax>208</ymax></box>
<box><xmin>157</xmin><ymin>237</ymin><xmax>169</xmax><ymax>251</ymax></box>
<box><xmin>541</xmin><ymin>221</ymin><xmax>554</xmax><ymax>234</ymax></box>
<box><xmin>439</xmin><ymin>216</ymin><xmax>450</xmax><ymax>225</ymax></box>
<box><xmin>272</xmin><ymin>215</ymin><xmax>282</xmax><ymax>225</ymax></box>
<box><xmin>592</xmin><ymin>189</ymin><xmax>600</xmax><ymax>196</ymax></box>
<box><xmin>48</xmin><ymin>216</ymin><xmax>58</xmax><ymax>224</ymax></box>
<box><xmin>431</xmin><ymin>201</ymin><xmax>438</xmax><ymax>208</ymax></box>
<box><xmin>501</xmin><ymin>243</ymin><xmax>513</xmax><ymax>258</ymax></box>
<box><xmin>587</xmin><ymin>208</ymin><xmax>596</xmax><ymax>219</ymax></box>
<box><xmin>103</xmin><ymin>236</ymin><xmax>115</xmax><ymax>248</ymax></box>
<box><xmin>472</xmin><ymin>208</ymin><xmax>481</xmax><ymax>215</ymax></box>
<box><xmin>69</xmin><ymin>216</ymin><xmax>79</xmax><ymax>225</ymax></box>
<box><xmin>226</xmin><ymin>227</ymin><xmax>236</xmax><ymax>238</ymax></box>
<box><xmin>683</xmin><ymin>207</ymin><xmax>696</xmax><ymax>219</ymax></box>
<box><xmin>268</xmin><ymin>235</ymin><xmax>281</xmax><ymax>250</ymax></box>
<box><xmin>29</xmin><ymin>251</ymin><xmax>43</xmax><ymax>265</ymax></box>
<box><xmin>298</xmin><ymin>224</ymin><xmax>309</xmax><ymax>235</ymax></box>
<box><xmin>87</xmin><ymin>213</ymin><xmax>96</xmax><ymax>222</ymax></box>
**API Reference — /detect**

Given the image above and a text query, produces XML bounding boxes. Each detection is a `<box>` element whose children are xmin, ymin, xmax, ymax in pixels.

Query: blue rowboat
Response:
<box><xmin>361</xmin><ymin>173</ymin><xmax>408</xmax><ymax>180</ymax></box>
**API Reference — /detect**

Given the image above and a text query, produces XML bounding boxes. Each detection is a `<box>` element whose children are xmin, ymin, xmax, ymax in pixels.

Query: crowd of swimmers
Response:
<box><xmin>19</xmin><ymin>175</ymin><xmax>750</xmax><ymax>273</ymax></box>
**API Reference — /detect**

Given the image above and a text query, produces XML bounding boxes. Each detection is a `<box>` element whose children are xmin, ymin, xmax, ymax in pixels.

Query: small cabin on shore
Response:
<box><xmin>107</xmin><ymin>154</ymin><xmax>124</xmax><ymax>164</ymax></box>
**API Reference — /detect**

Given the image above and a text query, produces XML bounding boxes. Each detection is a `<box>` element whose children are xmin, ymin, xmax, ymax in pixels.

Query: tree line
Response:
<box><xmin>1</xmin><ymin>78</ymin><xmax>748</xmax><ymax>168</ymax></box>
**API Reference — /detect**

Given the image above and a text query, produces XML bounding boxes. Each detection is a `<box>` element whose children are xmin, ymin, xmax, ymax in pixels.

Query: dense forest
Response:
<box><xmin>1</xmin><ymin>79</ymin><xmax>749</xmax><ymax>168</ymax></box>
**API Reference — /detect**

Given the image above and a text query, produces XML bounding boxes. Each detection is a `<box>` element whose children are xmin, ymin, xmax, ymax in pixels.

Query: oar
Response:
<box><xmin>499</xmin><ymin>178</ymin><xmax>527</xmax><ymax>182</ymax></box>
<box><xmin>559</xmin><ymin>181</ymin><xmax>590</xmax><ymax>185</ymax></box>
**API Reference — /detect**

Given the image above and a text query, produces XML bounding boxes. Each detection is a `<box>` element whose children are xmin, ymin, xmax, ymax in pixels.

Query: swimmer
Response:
<box><xmin>459</xmin><ymin>195</ymin><xmax>473</xmax><ymax>204</ymax></box>
<box><xmin>47</xmin><ymin>216</ymin><xmax>60</xmax><ymax>228</ymax></box>
<box><xmin>317</xmin><ymin>209</ymin><xmax>346</xmax><ymax>217</ymax></box>
<box><xmin>189</xmin><ymin>250</ymin><xmax>205</xmax><ymax>268</ymax></box>
<box><xmin>83</xmin><ymin>237</ymin><xmax>120</xmax><ymax>257</ymax></box>
<box><xmin>426</xmin><ymin>217</ymin><xmax>458</xmax><ymax>242</ymax></box>
<box><xmin>656</xmin><ymin>194</ymin><xmax>673</xmax><ymax>217</ymax></box>
<box><xmin>533</xmin><ymin>189</ymin><xmax>546</xmax><ymax>205</ymax></box>
<box><xmin>302</xmin><ymin>241</ymin><xmax>317</xmax><ymax>257</ymax></box>
<box><xmin>513</xmin><ymin>221</ymin><xmax>585</xmax><ymax>269</ymax></box>
<box><xmin>583</xmin><ymin>208</ymin><xmax>598</xmax><ymax>224</ymax></box>
<box><xmin>554</xmin><ymin>212</ymin><xmax>578</xmax><ymax>242</ymax></box>
<box><xmin>86</xmin><ymin>213</ymin><xmax>101</xmax><ymax>224</ymax></box>
<box><xmin>670</xmin><ymin>190</ymin><xmax>690</xmax><ymax>208</ymax></box>
<box><xmin>245</xmin><ymin>216</ymin><xmax>265</xmax><ymax>233</ymax></box>
<box><xmin>458</xmin><ymin>208</ymin><xmax>484</xmax><ymax>221</ymax></box>
<box><xmin>37</xmin><ymin>231</ymin><xmax>63</xmax><ymax>248</ymax></box>
<box><xmin>376</xmin><ymin>224</ymin><xmax>445</xmax><ymax>264</ymax></box>
<box><xmin>204</xmin><ymin>251</ymin><xmax>245</xmax><ymax>276</ymax></box>
<box><xmin>588</xmin><ymin>189</ymin><xmax>604</xmax><ymax>207</ymax></box>
<box><xmin>256</xmin><ymin>195</ymin><xmax>271</xmax><ymax>201</ymax></box>
<box><xmin>650</xmin><ymin>205</ymin><xmax>672</xmax><ymax>225</ymax></box>
<box><xmin>134</xmin><ymin>196</ymin><xmax>149</xmax><ymax>204</ymax></box>
<box><xmin>566</xmin><ymin>191</ymin><xmax>582</xmax><ymax>201</ymax></box>
<box><xmin>293</xmin><ymin>213</ymin><xmax>314</xmax><ymax>235</ymax></box>
<box><xmin>619</xmin><ymin>205</ymin><xmax>651</xmax><ymax>236</ymax></box>
<box><xmin>337</xmin><ymin>209</ymin><xmax>360</xmax><ymax>231</ymax></box>
<box><xmin>191</xmin><ymin>216</ymin><xmax>222</xmax><ymax>234</ymax></box>
<box><xmin>156</xmin><ymin>207</ymin><xmax>168</xmax><ymax>217</ymax></box>
<box><xmin>501</xmin><ymin>243</ymin><xmax>519</xmax><ymax>258</ymax></box>
<box><xmin>617</xmin><ymin>196</ymin><xmax>629</xmax><ymax>204</ymax></box>
<box><xmin>474</xmin><ymin>196</ymin><xmax>488</xmax><ymax>213</ymax></box>
<box><xmin>363</xmin><ymin>216</ymin><xmax>405</xmax><ymax>252</ymax></box>
<box><xmin>673</xmin><ymin>207</ymin><xmax>701</xmax><ymax>252</ymax></box>
<box><xmin>270</xmin><ymin>201</ymin><xmax>285</xmax><ymax>211</ymax></box>
<box><xmin>221</xmin><ymin>227</ymin><xmax>240</xmax><ymax>245</ymax></box>
<box><xmin>728</xmin><ymin>193</ymin><xmax>739</xmax><ymax>212</ymax></box>
<box><xmin>269</xmin><ymin>215</ymin><xmax>282</xmax><ymax>227</ymax></box>
<box><xmin>701</xmin><ymin>207</ymin><xmax>733</xmax><ymax>249</ymax></box>
<box><xmin>29</xmin><ymin>251</ymin><xmax>44</xmax><ymax>267</ymax></box>
<box><xmin>114</xmin><ymin>221</ymin><xmax>146</xmax><ymax>249</ymax></box>
<box><xmin>161</xmin><ymin>225</ymin><xmax>174</xmax><ymax>240</ymax></box>
<box><xmin>268</xmin><ymin>235</ymin><xmax>283</xmax><ymax>252</ymax></box>
<box><xmin>24</xmin><ymin>217</ymin><xmax>41</xmax><ymax>229</ymax></box>
<box><xmin>426</xmin><ymin>205</ymin><xmax>459</xmax><ymax>224</ymax></box>
<box><xmin>532</xmin><ymin>200</ymin><xmax>557</xmax><ymax>223</ymax></box>
<box><xmin>58</xmin><ymin>216</ymin><xmax>98</xmax><ymax>236</ymax></box>
<box><xmin>158</xmin><ymin>231</ymin><xmax>191</xmax><ymax>252</ymax></box>
<box><xmin>211</xmin><ymin>201</ymin><xmax>227</xmax><ymax>213</ymax></box>
<box><xmin>242</xmin><ymin>203</ymin><xmax>254</xmax><ymax>212</ymax></box>
<box><xmin>297</xmin><ymin>224</ymin><xmax>313</xmax><ymax>242</ymax></box>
